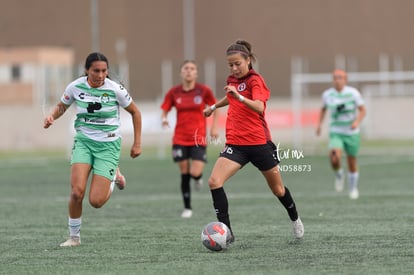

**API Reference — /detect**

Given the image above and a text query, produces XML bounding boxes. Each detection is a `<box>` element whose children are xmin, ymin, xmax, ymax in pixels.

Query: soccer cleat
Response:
<box><xmin>194</xmin><ymin>178</ymin><xmax>203</xmax><ymax>191</ymax></box>
<box><xmin>349</xmin><ymin>188</ymin><xmax>359</xmax><ymax>199</ymax></box>
<box><xmin>115</xmin><ymin>167</ymin><xmax>126</xmax><ymax>190</ymax></box>
<box><xmin>181</xmin><ymin>208</ymin><xmax>193</xmax><ymax>218</ymax></box>
<box><xmin>292</xmin><ymin>217</ymin><xmax>304</xmax><ymax>239</ymax></box>
<box><xmin>59</xmin><ymin>236</ymin><xmax>81</xmax><ymax>247</ymax></box>
<box><xmin>228</xmin><ymin>233</ymin><xmax>235</xmax><ymax>245</ymax></box>
<box><xmin>335</xmin><ymin>175</ymin><xmax>344</xmax><ymax>192</ymax></box>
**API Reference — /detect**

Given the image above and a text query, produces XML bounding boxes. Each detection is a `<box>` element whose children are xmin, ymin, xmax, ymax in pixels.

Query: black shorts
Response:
<box><xmin>219</xmin><ymin>141</ymin><xmax>280</xmax><ymax>171</ymax></box>
<box><xmin>172</xmin><ymin>145</ymin><xmax>207</xmax><ymax>162</ymax></box>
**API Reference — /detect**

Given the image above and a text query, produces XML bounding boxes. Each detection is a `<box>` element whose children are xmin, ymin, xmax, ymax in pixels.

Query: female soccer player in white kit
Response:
<box><xmin>44</xmin><ymin>52</ymin><xmax>142</xmax><ymax>246</ymax></box>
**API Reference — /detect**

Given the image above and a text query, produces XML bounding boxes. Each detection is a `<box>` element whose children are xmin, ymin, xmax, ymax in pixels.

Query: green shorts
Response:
<box><xmin>329</xmin><ymin>132</ymin><xmax>360</xmax><ymax>157</ymax></box>
<box><xmin>71</xmin><ymin>135</ymin><xmax>121</xmax><ymax>181</ymax></box>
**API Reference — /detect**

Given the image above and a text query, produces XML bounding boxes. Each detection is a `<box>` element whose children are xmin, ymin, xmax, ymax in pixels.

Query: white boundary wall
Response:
<box><xmin>2</xmin><ymin>54</ymin><xmax>414</xmax><ymax>153</ymax></box>
<box><xmin>1</xmin><ymin>96</ymin><xmax>413</xmax><ymax>153</ymax></box>
<box><xmin>363</xmin><ymin>85</ymin><xmax>414</xmax><ymax>139</ymax></box>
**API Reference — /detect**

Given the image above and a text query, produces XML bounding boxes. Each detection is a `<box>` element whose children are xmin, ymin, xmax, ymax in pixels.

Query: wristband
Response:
<box><xmin>210</xmin><ymin>104</ymin><xmax>216</xmax><ymax>111</ymax></box>
<box><xmin>239</xmin><ymin>95</ymin><xmax>245</xmax><ymax>102</ymax></box>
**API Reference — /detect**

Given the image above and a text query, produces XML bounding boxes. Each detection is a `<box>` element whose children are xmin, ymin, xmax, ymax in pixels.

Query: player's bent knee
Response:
<box><xmin>89</xmin><ymin>198</ymin><xmax>105</xmax><ymax>209</ymax></box>
<box><xmin>208</xmin><ymin>176</ymin><xmax>222</xmax><ymax>190</ymax></box>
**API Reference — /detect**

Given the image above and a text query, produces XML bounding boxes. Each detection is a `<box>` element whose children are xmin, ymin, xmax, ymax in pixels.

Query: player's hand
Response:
<box><xmin>316</xmin><ymin>125</ymin><xmax>321</xmax><ymax>136</ymax></box>
<box><xmin>162</xmin><ymin>118</ymin><xmax>169</xmax><ymax>128</ymax></box>
<box><xmin>351</xmin><ymin>121</ymin><xmax>359</xmax><ymax>129</ymax></box>
<box><xmin>43</xmin><ymin>116</ymin><xmax>54</xmax><ymax>129</ymax></box>
<box><xmin>203</xmin><ymin>107</ymin><xmax>213</xmax><ymax>117</ymax></box>
<box><xmin>224</xmin><ymin>85</ymin><xmax>240</xmax><ymax>99</ymax></box>
<box><xmin>130</xmin><ymin>144</ymin><xmax>141</xmax><ymax>158</ymax></box>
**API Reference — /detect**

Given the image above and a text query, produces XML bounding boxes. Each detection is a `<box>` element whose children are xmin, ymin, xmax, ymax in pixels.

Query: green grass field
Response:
<box><xmin>0</xmin><ymin>146</ymin><xmax>413</xmax><ymax>275</ymax></box>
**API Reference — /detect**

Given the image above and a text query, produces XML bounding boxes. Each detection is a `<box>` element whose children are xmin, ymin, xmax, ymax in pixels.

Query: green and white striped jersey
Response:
<box><xmin>322</xmin><ymin>85</ymin><xmax>364</xmax><ymax>135</ymax></box>
<box><xmin>61</xmin><ymin>76</ymin><xmax>132</xmax><ymax>142</ymax></box>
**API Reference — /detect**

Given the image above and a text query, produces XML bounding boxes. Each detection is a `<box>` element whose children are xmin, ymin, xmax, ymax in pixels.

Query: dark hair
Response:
<box><xmin>226</xmin><ymin>39</ymin><xmax>256</xmax><ymax>69</ymax></box>
<box><xmin>84</xmin><ymin>52</ymin><xmax>109</xmax><ymax>71</ymax></box>
<box><xmin>180</xmin><ymin>59</ymin><xmax>197</xmax><ymax>69</ymax></box>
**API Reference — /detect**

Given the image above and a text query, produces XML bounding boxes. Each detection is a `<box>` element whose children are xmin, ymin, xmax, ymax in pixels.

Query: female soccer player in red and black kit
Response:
<box><xmin>161</xmin><ymin>60</ymin><xmax>219</xmax><ymax>218</ymax></box>
<box><xmin>204</xmin><ymin>40</ymin><xmax>304</xmax><ymax>242</ymax></box>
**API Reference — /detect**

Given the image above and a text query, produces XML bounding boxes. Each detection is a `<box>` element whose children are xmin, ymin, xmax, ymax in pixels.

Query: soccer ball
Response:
<box><xmin>201</xmin><ymin>221</ymin><xmax>232</xmax><ymax>251</ymax></box>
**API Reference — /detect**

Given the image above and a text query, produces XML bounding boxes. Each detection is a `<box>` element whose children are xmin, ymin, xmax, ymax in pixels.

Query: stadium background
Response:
<box><xmin>1</xmin><ymin>0</ymin><xmax>413</xmax><ymax>151</ymax></box>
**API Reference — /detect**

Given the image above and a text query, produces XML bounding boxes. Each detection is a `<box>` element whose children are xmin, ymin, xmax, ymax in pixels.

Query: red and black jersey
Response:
<box><xmin>161</xmin><ymin>83</ymin><xmax>216</xmax><ymax>146</ymax></box>
<box><xmin>225</xmin><ymin>69</ymin><xmax>272</xmax><ymax>145</ymax></box>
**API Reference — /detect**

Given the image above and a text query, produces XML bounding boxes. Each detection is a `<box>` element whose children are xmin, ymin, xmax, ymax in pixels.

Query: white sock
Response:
<box><xmin>109</xmin><ymin>171</ymin><xmax>117</xmax><ymax>192</ymax></box>
<box><xmin>335</xmin><ymin>168</ymin><xmax>344</xmax><ymax>179</ymax></box>
<box><xmin>348</xmin><ymin>172</ymin><xmax>359</xmax><ymax>190</ymax></box>
<box><xmin>68</xmin><ymin>217</ymin><xmax>81</xmax><ymax>238</ymax></box>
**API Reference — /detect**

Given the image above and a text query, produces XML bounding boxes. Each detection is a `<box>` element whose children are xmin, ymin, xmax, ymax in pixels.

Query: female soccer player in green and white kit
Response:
<box><xmin>316</xmin><ymin>69</ymin><xmax>366</xmax><ymax>199</ymax></box>
<box><xmin>44</xmin><ymin>52</ymin><xmax>142</xmax><ymax>246</ymax></box>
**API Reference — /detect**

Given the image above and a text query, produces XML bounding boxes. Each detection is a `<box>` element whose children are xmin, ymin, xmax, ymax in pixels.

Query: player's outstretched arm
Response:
<box><xmin>125</xmin><ymin>102</ymin><xmax>142</xmax><ymax>158</ymax></box>
<box><xmin>204</xmin><ymin>96</ymin><xmax>228</xmax><ymax>117</ymax></box>
<box><xmin>351</xmin><ymin>105</ymin><xmax>366</xmax><ymax>129</ymax></box>
<box><xmin>43</xmin><ymin>102</ymin><xmax>69</xmax><ymax>129</ymax></box>
<box><xmin>316</xmin><ymin>107</ymin><xmax>327</xmax><ymax>136</ymax></box>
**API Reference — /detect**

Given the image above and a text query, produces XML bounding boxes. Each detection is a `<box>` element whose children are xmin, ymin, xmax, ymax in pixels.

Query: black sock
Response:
<box><xmin>277</xmin><ymin>187</ymin><xmax>299</xmax><ymax>221</ymax></box>
<box><xmin>210</xmin><ymin>187</ymin><xmax>232</xmax><ymax>232</ymax></box>
<box><xmin>191</xmin><ymin>174</ymin><xmax>202</xmax><ymax>181</ymax></box>
<box><xmin>181</xmin><ymin>174</ymin><xmax>191</xmax><ymax>209</ymax></box>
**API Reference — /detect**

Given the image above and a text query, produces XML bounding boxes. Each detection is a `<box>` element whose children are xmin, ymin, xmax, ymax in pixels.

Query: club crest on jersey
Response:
<box><xmin>194</xmin><ymin>95</ymin><xmax>202</xmax><ymax>104</ymax></box>
<box><xmin>100</xmin><ymin>93</ymin><xmax>110</xmax><ymax>103</ymax></box>
<box><xmin>237</xmin><ymin>83</ymin><xmax>246</xmax><ymax>92</ymax></box>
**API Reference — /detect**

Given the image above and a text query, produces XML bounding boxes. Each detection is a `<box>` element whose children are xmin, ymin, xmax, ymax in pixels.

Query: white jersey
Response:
<box><xmin>61</xmin><ymin>76</ymin><xmax>132</xmax><ymax>142</ymax></box>
<box><xmin>322</xmin><ymin>85</ymin><xmax>364</xmax><ymax>135</ymax></box>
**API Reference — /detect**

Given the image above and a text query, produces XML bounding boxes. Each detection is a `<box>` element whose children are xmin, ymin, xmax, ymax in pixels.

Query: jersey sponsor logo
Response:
<box><xmin>237</xmin><ymin>83</ymin><xmax>246</xmax><ymax>92</ymax></box>
<box><xmin>336</xmin><ymin>103</ymin><xmax>346</xmax><ymax>112</ymax></box>
<box><xmin>87</xmin><ymin>102</ymin><xmax>102</xmax><ymax>113</ymax></box>
<box><xmin>193</xmin><ymin>95</ymin><xmax>202</xmax><ymax>105</ymax></box>
<box><xmin>84</xmin><ymin>117</ymin><xmax>106</xmax><ymax>124</ymax></box>
<box><xmin>78</xmin><ymin>92</ymin><xmax>95</xmax><ymax>101</ymax></box>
